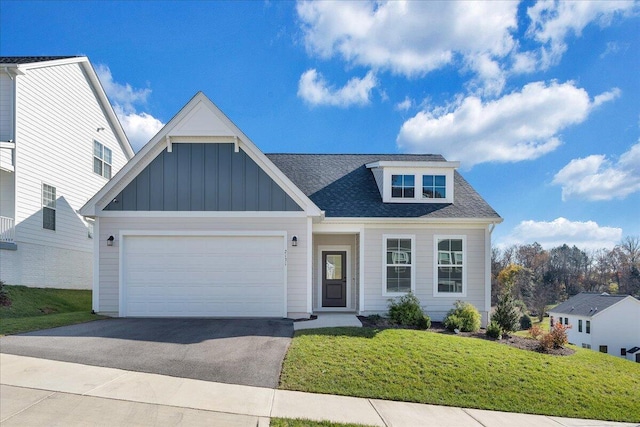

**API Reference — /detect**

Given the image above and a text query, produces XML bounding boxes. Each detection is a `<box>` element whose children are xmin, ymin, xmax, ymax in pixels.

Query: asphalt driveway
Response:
<box><xmin>0</xmin><ymin>318</ymin><xmax>293</xmax><ymax>388</ymax></box>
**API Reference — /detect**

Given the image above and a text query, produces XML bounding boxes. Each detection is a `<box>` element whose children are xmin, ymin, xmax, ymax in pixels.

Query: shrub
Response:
<box><xmin>492</xmin><ymin>293</ymin><xmax>520</xmax><ymax>335</ymax></box>
<box><xmin>387</xmin><ymin>293</ymin><xmax>430</xmax><ymax>329</ymax></box>
<box><xmin>538</xmin><ymin>323</ymin><xmax>570</xmax><ymax>352</ymax></box>
<box><xmin>528</xmin><ymin>324</ymin><xmax>543</xmax><ymax>339</ymax></box>
<box><xmin>0</xmin><ymin>281</ymin><xmax>11</xmax><ymax>307</ymax></box>
<box><xmin>444</xmin><ymin>301</ymin><xmax>481</xmax><ymax>332</ymax></box>
<box><xmin>520</xmin><ymin>314</ymin><xmax>532</xmax><ymax>330</ymax></box>
<box><xmin>486</xmin><ymin>321</ymin><xmax>502</xmax><ymax>339</ymax></box>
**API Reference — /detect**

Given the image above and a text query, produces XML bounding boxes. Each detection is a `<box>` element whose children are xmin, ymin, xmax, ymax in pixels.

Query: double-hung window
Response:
<box><xmin>383</xmin><ymin>235</ymin><xmax>415</xmax><ymax>294</ymax></box>
<box><xmin>586</xmin><ymin>320</ymin><xmax>591</xmax><ymax>334</ymax></box>
<box><xmin>435</xmin><ymin>236</ymin><xmax>465</xmax><ymax>296</ymax></box>
<box><xmin>93</xmin><ymin>140</ymin><xmax>112</xmax><ymax>179</ymax></box>
<box><xmin>422</xmin><ymin>175</ymin><xmax>446</xmax><ymax>199</ymax></box>
<box><xmin>391</xmin><ymin>175</ymin><xmax>415</xmax><ymax>198</ymax></box>
<box><xmin>42</xmin><ymin>184</ymin><xmax>56</xmax><ymax>231</ymax></box>
<box><xmin>578</xmin><ymin>319</ymin><xmax>583</xmax><ymax>332</ymax></box>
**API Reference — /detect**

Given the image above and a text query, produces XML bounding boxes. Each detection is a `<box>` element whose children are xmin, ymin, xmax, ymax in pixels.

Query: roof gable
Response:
<box><xmin>80</xmin><ymin>92</ymin><xmax>321</xmax><ymax>217</ymax></box>
<box><xmin>549</xmin><ymin>292</ymin><xmax>637</xmax><ymax>317</ymax></box>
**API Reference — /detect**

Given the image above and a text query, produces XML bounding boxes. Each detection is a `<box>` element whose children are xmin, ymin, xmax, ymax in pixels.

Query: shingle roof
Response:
<box><xmin>266</xmin><ymin>153</ymin><xmax>501</xmax><ymax>219</ymax></box>
<box><xmin>0</xmin><ymin>56</ymin><xmax>79</xmax><ymax>64</ymax></box>
<box><xmin>549</xmin><ymin>292</ymin><xmax>632</xmax><ymax>317</ymax></box>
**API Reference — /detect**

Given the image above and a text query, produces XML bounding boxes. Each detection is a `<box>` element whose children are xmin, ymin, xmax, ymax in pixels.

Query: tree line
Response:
<box><xmin>491</xmin><ymin>236</ymin><xmax>640</xmax><ymax>320</ymax></box>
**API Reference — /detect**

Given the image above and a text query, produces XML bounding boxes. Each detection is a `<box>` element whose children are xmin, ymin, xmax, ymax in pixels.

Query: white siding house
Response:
<box><xmin>80</xmin><ymin>92</ymin><xmax>502</xmax><ymax>321</ymax></box>
<box><xmin>0</xmin><ymin>56</ymin><xmax>133</xmax><ymax>289</ymax></box>
<box><xmin>549</xmin><ymin>293</ymin><xmax>640</xmax><ymax>361</ymax></box>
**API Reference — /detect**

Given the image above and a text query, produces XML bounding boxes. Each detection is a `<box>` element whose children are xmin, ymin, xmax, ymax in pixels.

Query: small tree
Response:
<box><xmin>0</xmin><ymin>281</ymin><xmax>11</xmax><ymax>307</ymax></box>
<box><xmin>492</xmin><ymin>292</ymin><xmax>520</xmax><ymax>336</ymax></box>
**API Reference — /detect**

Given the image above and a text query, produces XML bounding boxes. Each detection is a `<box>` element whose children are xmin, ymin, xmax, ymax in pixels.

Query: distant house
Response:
<box><xmin>80</xmin><ymin>92</ymin><xmax>503</xmax><ymax>322</ymax></box>
<box><xmin>0</xmin><ymin>56</ymin><xmax>133</xmax><ymax>289</ymax></box>
<box><xmin>549</xmin><ymin>292</ymin><xmax>640</xmax><ymax>361</ymax></box>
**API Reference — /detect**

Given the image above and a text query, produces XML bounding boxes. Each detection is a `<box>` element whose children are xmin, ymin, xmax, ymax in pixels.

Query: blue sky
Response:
<box><xmin>2</xmin><ymin>0</ymin><xmax>638</xmax><ymax>250</ymax></box>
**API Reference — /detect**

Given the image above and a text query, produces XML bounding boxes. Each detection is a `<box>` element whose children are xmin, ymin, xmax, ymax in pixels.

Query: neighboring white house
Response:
<box><xmin>80</xmin><ymin>92</ymin><xmax>502</xmax><ymax>323</ymax></box>
<box><xmin>0</xmin><ymin>56</ymin><xmax>133</xmax><ymax>289</ymax></box>
<box><xmin>549</xmin><ymin>292</ymin><xmax>640</xmax><ymax>361</ymax></box>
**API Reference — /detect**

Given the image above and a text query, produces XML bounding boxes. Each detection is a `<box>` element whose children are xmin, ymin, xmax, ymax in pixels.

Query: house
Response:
<box><xmin>79</xmin><ymin>92</ymin><xmax>502</xmax><ymax>322</ymax></box>
<box><xmin>0</xmin><ymin>56</ymin><xmax>134</xmax><ymax>289</ymax></box>
<box><xmin>549</xmin><ymin>292</ymin><xmax>640</xmax><ymax>360</ymax></box>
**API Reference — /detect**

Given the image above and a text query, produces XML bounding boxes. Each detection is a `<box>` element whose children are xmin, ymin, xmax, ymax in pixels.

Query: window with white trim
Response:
<box><xmin>435</xmin><ymin>236</ymin><xmax>465</xmax><ymax>296</ymax></box>
<box><xmin>391</xmin><ymin>174</ymin><xmax>415</xmax><ymax>198</ymax></box>
<box><xmin>384</xmin><ymin>235</ymin><xmax>414</xmax><ymax>294</ymax></box>
<box><xmin>42</xmin><ymin>184</ymin><xmax>56</xmax><ymax>230</ymax></box>
<box><xmin>422</xmin><ymin>175</ymin><xmax>446</xmax><ymax>199</ymax></box>
<box><xmin>93</xmin><ymin>140</ymin><xmax>112</xmax><ymax>178</ymax></box>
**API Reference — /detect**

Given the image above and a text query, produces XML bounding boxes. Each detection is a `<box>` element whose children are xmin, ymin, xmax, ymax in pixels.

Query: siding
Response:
<box><xmin>104</xmin><ymin>143</ymin><xmax>301</xmax><ymax>212</ymax></box>
<box><xmin>13</xmin><ymin>62</ymin><xmax>128</xmax><ymax>252</ymax></box>
<box><xmin>362</xmin><ymin>226</ymin><xmax>487</xmax><ymax>321</ymax></box>
<box><xmin>97</xmin><ymin>216</ymin><xmax>309</xmax><ymax>316</ymax></box>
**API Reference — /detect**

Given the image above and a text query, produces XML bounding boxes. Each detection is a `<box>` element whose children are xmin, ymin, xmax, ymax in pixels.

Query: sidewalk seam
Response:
<box><xmin>461</xmin><ymin>408</ymin><xmax>489</xmax><ymax>427</ymax></box>
<box><xmin>81</xmin><ymin>371</ymin><xmax>131</xmax><ymax>396</ymax></box>
<box><xmin>367</xmin><ymin>399</ymin><xmax>389</xmax><ymax>427</ymax></box>
<box><xmin>0</xmin><ymin>388</ymin><xmax>56</xmax><ymax>424</ymax></box>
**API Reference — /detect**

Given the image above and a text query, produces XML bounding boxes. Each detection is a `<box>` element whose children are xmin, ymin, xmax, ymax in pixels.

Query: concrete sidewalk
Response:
<box><xmin>0</xmin><ymin>354</ymin><xmax>635</xmax><ymax>427</ymax></box>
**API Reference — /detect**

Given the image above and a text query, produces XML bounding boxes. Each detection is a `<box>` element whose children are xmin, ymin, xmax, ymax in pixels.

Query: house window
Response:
<box><xmin>384</xmin><ymin>236</ymin><xmax>414</xmax><ymax>294</ymax></box>
<box><xmin>582</xmin><ymin>343</ymin><xmax>591</xmax><ymax>349</ymax></box>
<box><xmin>565</xmin><ymin>317</ymin><xmax>569</xmax><ymax>326</ymax></box>
<box><xmin>435</xmin><ymin>237</ymin><xmax>465</xmax><ymax>296</ymax></box>
<box><xmin>586</xmin><ymin>320</ymin><xmax>590</xmax><ymax>334</ymax></box>
<box><xmin>93</xmin><ymin>140</ymin><xmax>112</xmax><ymax>179</ymax></box>
<box><xmin>621</xmin><ymin>348</ymin><xmax>627</xmax><ymax>356</ymax></box>
<box><xmin>391</xmin><ymin>175</ymin><xmax>415</xmax><ymax>198</ymax></box>
<box><xmin>42</xmin><ymin>184</ymin><xmax>56</xmax><ymax>230</ymax></box>
<box><xmin>578</xmin><ymin>319</ymin><xmax>582</xmax><ymax>332</ymax></box>
<box><xmin>599</xmin><ymin>345</ymin><xmax>608</xmax><ymax>354</ymax></box>
<box><xmin>422</xmin><ymin>175</ymin><xmax>446</xmax><ymax>199</ymax></box>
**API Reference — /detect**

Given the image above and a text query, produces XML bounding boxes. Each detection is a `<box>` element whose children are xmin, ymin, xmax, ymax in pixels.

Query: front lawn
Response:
<box><xmin>0</xmin><ymin>285</ymin><xmax>102</xmax><ymax>335</ymax></box>
<box><xmin>280</xmin><ymin>327</ymin><xmax>640</xmax><ymax>423</ymax></box>
<box><xmin>271</xmin><ymin>419</ymin><xmax>373</xmax><ymax>427</ymax></box>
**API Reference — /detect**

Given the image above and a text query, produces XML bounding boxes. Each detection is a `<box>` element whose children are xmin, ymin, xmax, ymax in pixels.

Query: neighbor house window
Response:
<box><xmin>582</xmin><ymin>343</ymin><xmax>591</xmax><ymax>349</ymax></box>
<box><xmin>422</xmin><ymin>175</ymin><xmax>446</xmax><ymax>199</ymax></box>
<box><xmin>384</xmin><ymin>235</ymin><xmax>414</xmax><ymax>294</ymax></box>
<box><xmin>586</xmin><ymin>320</ymin><xmax>591</xmax><ymax>334</ymax></box>
<box><xmin>391</xmin><ymin>175</ymin><xmax>415</xmax><ymax>198</ymax></box>
<box><xmin>93</xmin><ymin>140</ymin><xmax>112</xmax><ymax>178</ymax></box>
<box><xmin>599</xmin><ymin>345</ymin><xmax>608</xmax><ymax>354</ymax></box>
<box><xmin>578</xmin><ymin>319</ymin><xmax>582</xmax><ymax>332</ymax></box>
<box><xmin>435</xmin><ymin>236</ymin><xmax>465</xmax><ymax>296</ymax></box>
<box><xmin>621</xmin><ymin>348</ymin><xmax>627</xmax><ymax>356</ymax></box>
<box><xmin>42</xmin><ymin>184</ymin><xmax>56</xmax><ymax>230</ymax></box>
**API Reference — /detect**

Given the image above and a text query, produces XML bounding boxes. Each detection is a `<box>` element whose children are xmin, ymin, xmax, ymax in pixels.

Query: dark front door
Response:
<box><xmin>322</xmin><ymin>251</ymin><xmax>347</xmax><ymax>307</ymax></box>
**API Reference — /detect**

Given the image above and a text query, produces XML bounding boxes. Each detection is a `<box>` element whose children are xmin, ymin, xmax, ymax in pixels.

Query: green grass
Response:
<box><xmin>280</xmin><ymin>327</ymin><xmax>640</xmax><ymax>423</ymax></box>
<box><xmin>271</xmin><ymin>419</ymin><xmax>373</xmax><ymax>427</ymax></box>
<box><xmin>0</xmin><ymin>285</ymin><xmax>103</xmax><ymax>335</ymax></box>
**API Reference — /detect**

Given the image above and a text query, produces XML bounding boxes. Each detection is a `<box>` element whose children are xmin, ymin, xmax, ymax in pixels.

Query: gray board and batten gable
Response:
<box><xmin>550</xmin><ymin>292</ymin><xmax>630</xmax><ymax>317</ymax></box>
<box><xmin>266</xmin><ymin>154</ymin><xmax>502</xmax><ymax>219</ymax></box>
<box><xmin>104</xmin><ymin>143</ymin><xmax>302</xmax><ymax>212</ymax></box>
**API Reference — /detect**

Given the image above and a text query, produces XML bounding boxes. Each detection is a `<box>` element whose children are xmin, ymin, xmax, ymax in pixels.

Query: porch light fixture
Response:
<box><xmin>292</xmin><ymin>236</ymin><xmax>298</xmax><ymax>247</ymax></box>
<box><xmin>107</xmin><ymin>235</ymin><xmax>114</xmax><ymax>246</ymax></box>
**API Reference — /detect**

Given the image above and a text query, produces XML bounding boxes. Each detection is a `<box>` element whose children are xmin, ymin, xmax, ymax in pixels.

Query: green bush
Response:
<box><xmin>486</xmin><ymin>320</ymin><xmax>502</xmax><ymax>339</ymax></box>
<box><xmin>492</xmin><ymin>293</ymin><xmax>520</xmax><ymax>335</ymax></box>
<box><xmin>0</xmin><ymin>281</ymin><xmax>11</xmax><ymax>307</ymax></box>
<box><xmin>387</xmin><ymin>293</ymin><xmax>430</xmax><ymax>329</ymax></box>
<box><xmin>443</xmin><ymin>301</ymin><xmax>481</xmax><ymax>332</ymax></box>
<box><xmin>519</xmin><ymin>314</ymin><xmax>532</xmax><ymax>330</ymax></box>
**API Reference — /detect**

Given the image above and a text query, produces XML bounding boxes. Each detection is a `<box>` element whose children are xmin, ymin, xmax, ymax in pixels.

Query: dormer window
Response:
<box><xmin>423</xmin><ymin>175</ymin><xmax>446</xmax><ymax>199</ymax></box>
<box><xmin>366</xmin><ymin>160</ymin><xmax>458</xmax><ymax>204</ymax></box>
<box><xmin>391</xmin><ymin>175</ymin><xmax>415</xmax><ymax>198</ymax></box>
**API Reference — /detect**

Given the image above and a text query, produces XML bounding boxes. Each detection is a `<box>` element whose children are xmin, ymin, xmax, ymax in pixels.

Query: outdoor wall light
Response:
<box><xmin>292</xmin><ymin>236</ymin><xmax>298</xmax><ymax>247</ymax></box>
<box><xmin>107</xmin><ymin>236</ymin><xmax>114</xmax><ymax>246</ymax></box>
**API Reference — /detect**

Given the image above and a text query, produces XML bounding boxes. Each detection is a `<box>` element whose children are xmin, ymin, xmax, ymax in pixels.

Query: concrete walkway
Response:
<box><xmin>0</xmin><ymin>353</ymin><xmax>635</xmax><ymax>427</ymax></box>
<box><xmin>294</xmin><ymin>313</ymin><xmax>362</xmax><ymax>330</ymax></box>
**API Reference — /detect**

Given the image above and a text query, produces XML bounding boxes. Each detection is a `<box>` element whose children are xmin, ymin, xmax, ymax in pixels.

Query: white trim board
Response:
<box><xmin>317</xmin><ymin>245</ymin><xmax>352</xmax><ymax>311</ymax></box>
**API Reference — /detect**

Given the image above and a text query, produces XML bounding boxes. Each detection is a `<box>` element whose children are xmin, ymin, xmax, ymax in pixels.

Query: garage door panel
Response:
<box><xmin>122</xmin><ymin>235</ymin><xmax>285</xmax><ymax>317</ymax></box>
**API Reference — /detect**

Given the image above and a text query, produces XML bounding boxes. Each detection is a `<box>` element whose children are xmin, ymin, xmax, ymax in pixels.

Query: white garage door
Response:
<box><xmin>122</xmin><ymin>234</ymin><xmax>285</xmax><ymax>317</ymax></box>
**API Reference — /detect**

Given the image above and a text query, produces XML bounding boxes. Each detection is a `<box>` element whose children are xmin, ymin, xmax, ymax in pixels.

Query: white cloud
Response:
<box><xmin>500</xmin><ymin>217</ymin><xmax>623</xmax><ymax>250</ymax></box>
<box><xmin>395</xmin><ymin>96</ymin><xmax>413</xmax><ymax>112</ymax></box>
<box><xmin>396</xmin><ymin>81</ymin><xmax>618</xmax><ymax>168</ymax></box>
<box><xmin>296</xmin><ymin>0</ymin><xmax>517</xmax><ymax>92</ymax></box>
<box><xmin>96</xmin><ymin>65</ymin><xmax>164</xmax><ymax>151</ymax></box>
<box><xmin>297</xmin><ymin>69</ymin><xmax>377</xmax><ymax>107</ymax></box>
<box><xmin>552</xmin><ymin>141</ymin><xmax>640</xmax><ymax>201</ymax></box>
<box><xmin>526</xmin><ymin>0</ymin><xmax>637</xmax><ymax>69</ymax></box>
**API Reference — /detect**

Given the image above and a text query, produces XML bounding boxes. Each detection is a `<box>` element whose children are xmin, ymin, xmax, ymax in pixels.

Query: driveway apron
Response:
<box><xmin>0</xmin><ymin>318</ymin><xmax>293</xmax><ymax>388</ymax></box>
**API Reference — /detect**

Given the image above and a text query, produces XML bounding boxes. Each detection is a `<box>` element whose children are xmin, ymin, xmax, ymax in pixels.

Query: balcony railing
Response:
<box><xmin>0</xmin><ymin>216</ymin><xmax>15</xmax><ymax>243</ymax></box>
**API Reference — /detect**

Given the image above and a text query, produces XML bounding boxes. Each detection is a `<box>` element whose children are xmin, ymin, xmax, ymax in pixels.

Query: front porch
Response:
<box><xmin>312</xmin><ymin>232</ymin><xmax>361</xmax><ymax>314</ymax></box>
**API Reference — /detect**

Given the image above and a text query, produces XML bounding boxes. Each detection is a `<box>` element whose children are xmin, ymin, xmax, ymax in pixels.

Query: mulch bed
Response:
<box><xmin>357</xmin><ymin>316</ymin><xmax>575</xmax><ymax>356</ymax></box>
